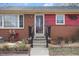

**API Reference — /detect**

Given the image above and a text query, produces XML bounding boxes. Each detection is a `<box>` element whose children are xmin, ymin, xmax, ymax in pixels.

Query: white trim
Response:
<box><xmin>2</xmin><ymin>15</ymin><xmax>4</xmax><ymax>28</ymax></box>
<box><xmin>0</xmin><ymin>27</ymin><xmax>24</xmax><ymax>29</ymax></box>
<box><xmin>22</xmin><ymin>14</ymin><xmax>24</xmax><ymax>29</ymax></box>
<box><xmin>0</xmin><ymin>15</ymin><xmax>3</xmax><ymax>28</ymax></box>
<box><xmin>18</xmin><ymin>15</ymin><xmax>20</xmax><ymax>28</ymax></box>
<box><xmin>34</xmin><ymin>14</ymin><xmax>45</xmax><ymax>37</ymax></box>
<box><xmin>56</xmin><ymin>14</ymin><xmax>65</xmax><ymax>25</ymax></box>
<box><xmin>0</xmin><ymin>14</ymin><xmax>24</xmax><ymax>29</ymax></box>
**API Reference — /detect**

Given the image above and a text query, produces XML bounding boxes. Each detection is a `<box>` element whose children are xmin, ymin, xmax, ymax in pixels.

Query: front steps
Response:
<box><xmin>28</xmin><ymin>36</ymin><xmax>51</xmax><ymax>48</ymax></box>
<box><xmin>33</xmin><ymin>37</ymin><xmax>46</xmax><ymax>47</ymax></box>
<box><xmin>30</xmin><ymin>36</ymin><xmax>50</xmax><ymax>55</ymax></box>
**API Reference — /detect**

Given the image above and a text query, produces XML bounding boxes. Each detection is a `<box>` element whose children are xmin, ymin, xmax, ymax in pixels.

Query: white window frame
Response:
<box><xmin>0</xmin><ymin>14</ymin><xmax>24</xmax><ymax>29</ymax></box>
<box><xmin>56</xmin><ymin>14</ymin><xmax>65</xmax><ymax>25</ymax></box>
<box><xmin>0</xmin><ymin>15</ymin><xmax>3</xmax><ymax>28</ymax></box>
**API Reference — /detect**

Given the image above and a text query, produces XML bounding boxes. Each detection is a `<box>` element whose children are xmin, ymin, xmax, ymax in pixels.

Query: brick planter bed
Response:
<box><xmin>0</xmin><ymin>50</ymin><xmax>30</xmax><ymax>56</ymax></box>
<box><xmin>0</xmin><ymin>41</ymin><xmax>31</xmax><ymax>56</ymax></box>
<box><xmin>49</xmin><ymin>43</ymin><xmax>79</xmax><ymax>56</ymax></box>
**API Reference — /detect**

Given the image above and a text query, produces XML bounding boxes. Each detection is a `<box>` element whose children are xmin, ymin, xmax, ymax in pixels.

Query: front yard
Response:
<box><xmin>0</xmin><ymin>40</ymin><xmax>31</xmax><ymax>56</ymax></box>
<box><xmin>49</xmin><ymin>43</ymin><xmax>79</xmax><ymax>56</ymax></box>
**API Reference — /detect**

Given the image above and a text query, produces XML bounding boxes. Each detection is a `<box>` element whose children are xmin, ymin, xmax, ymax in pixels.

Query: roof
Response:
<box><xmin>0</xmin><ymin>6</ymin><xmax>79</xmax><ymax>11</ymax></box>
<box><xmin>0</xmin><ymin>6</ymin><xmax>79</xmax><ymax>14</ymax></box>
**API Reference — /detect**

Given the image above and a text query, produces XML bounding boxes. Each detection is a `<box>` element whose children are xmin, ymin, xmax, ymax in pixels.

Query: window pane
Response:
<box><xmin>57</xmin><ymin>15</ymin><xmax>64</xmax><ymax>23</ymax></box>
<box><xmin>0</xmin><ymin>16</ymin><xmax>2</xmax><ymax>27</ymax></box>
<box><xmin>4</xmin><ymin>15</ymin><xmax>18</xmax><ymax>27</ymax></box>
<box><xmin>57</xmin><ymin>20</ymin><xmax>63</xmax><ymax>23</ymax></box>
<box><xmin>19</xmin><ymin>15</ymin><xmax>23</xmax><ymax>27</ymax></box>
<box><xmin>57</xmin><ymin>15</ymin><xmax>63</xmax><ymax>20</ymax></box>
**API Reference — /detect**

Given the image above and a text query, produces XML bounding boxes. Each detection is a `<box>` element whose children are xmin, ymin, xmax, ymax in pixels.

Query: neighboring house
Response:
<box><xmin>0</xmin><ymin>6</ymin><xmax>79</xmax><ymax>45</ymax></box>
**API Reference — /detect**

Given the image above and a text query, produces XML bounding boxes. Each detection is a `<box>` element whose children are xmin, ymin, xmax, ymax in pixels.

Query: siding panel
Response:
<box><xmin>45</xmin><ymin>14</ymin><xmax>55</xmax><ymax>26</ymax></box>
<box><xmin>65</xmin><ymin>14</ymin><xmax>79</xmax><ymax>26</ymax></box>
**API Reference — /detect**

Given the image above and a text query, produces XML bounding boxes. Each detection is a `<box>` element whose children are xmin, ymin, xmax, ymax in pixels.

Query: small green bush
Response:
<box><xmin>16</xmin><ymin>41</ymin><xmax>27</xmax><ymax>51</ymax></box>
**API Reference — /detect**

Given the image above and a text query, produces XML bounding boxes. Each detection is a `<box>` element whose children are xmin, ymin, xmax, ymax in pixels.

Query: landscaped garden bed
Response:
<box><xmin>49</xmin><ymin>43</ymin><xmax>79</xmax><ymax>56</ymax></box>
<box><xmin>0</xmin><ymin>40</ymin><xmax>31</xmax><ymax>56</ymax></box>
<box><xmin>0</xmin><ymin>51</ymin><xmax>30</xmax><ymax>56</ymax></box>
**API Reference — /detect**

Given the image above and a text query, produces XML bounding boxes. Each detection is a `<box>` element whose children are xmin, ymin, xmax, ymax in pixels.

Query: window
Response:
<box><xmin>0</xmin><ymin>16</ymin><xmax>2</xmax><ymax>27</ymax></box>
<box><xmin>56</xmin><ymin>15</ymin><xmax>65</xmax><ymax>25</ymax></box>
<box><xmin>19</xmin><ymin>15</ymin><xmax>23</xmax><ymax>27</ymax></box>
<box><xmin>4</xmin><ymin>15</ymin><xmax>18</xmax><ymax>27</ymax></box>
<box><xmin>0</xmin><ymin>14</ymin><xmax>24</xmax><ymax>29</ymax></box>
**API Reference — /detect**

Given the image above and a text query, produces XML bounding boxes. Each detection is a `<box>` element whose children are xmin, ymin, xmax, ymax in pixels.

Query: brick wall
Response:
<box><xmin>0</xmin><ymin>14</ymin><xmax>34</xmax><ymax>40</ymax></box>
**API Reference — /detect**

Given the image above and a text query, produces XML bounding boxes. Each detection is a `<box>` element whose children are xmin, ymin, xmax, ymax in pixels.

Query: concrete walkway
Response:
<box><xmin>30</xmin><ymin>47</ymin><xmax>49</xmax><ymax>56</ymax></box>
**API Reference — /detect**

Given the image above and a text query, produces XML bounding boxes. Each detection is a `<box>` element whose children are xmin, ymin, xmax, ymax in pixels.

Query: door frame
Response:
<box><xmin>34</xmin><ymin>14</ymin><xmax>45</xmax><ymax>37</ymax></box>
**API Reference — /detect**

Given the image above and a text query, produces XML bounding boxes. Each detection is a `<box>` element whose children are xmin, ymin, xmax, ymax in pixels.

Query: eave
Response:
<box><xmin>0</xmin><ymin>6</ymin><xmax>79</xmax><ymax>14</ymax></box>
<box><xmin>0</xmin><ymin>10</ymin><xmax>79</xmax><ymax>14</ymax></box>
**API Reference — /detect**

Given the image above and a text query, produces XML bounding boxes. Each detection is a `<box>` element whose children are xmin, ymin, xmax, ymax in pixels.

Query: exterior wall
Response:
<box><xmin>51</xmin><ymin>26</ymin><xmax>79</xmax><ymax>39</ymax></box>
<box><xmin>51</xmin><ymin>15</ymin><xmax>79</xmax><ymax>44</ymax></box>
<box><xmin>45</xmin><ymin>14</ymin><xmax>55</xmax><ymax>26</ymax></box>
<box><xmin>0</xmin><ymin>13</ymin><xmax>79</xmax><ymax>43</ymax></box>
<box><xmin>45</xmin><ymin>14</ymin><xmax>79</xmax><ymax>43</ymax></box>
<box><xmin>65</xmin><ymin>14</ymin><xmax>79</xmax><ymax>26</ymax></box>
<box><xmin>0</xmin><ymin>14</ymin><xmax>34</xmax><ymax>40</ymax></box>
<box><xmin>45</xmin><ymin>14</ymin><xmax>79</xmax><ymax>26</ymax></box>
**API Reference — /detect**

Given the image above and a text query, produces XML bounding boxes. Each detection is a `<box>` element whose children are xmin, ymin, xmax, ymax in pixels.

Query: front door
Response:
<box><xmin>34</xmin><ymin>14</ymin><xmax>44</xmax><ymax>37</ymax></box>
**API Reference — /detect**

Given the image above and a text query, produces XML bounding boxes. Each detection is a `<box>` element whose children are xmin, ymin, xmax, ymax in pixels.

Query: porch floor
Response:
<box><xmin>30</xmin><ymin>47</ymin><xmax>49</xmax><ymax>56</ymax></box>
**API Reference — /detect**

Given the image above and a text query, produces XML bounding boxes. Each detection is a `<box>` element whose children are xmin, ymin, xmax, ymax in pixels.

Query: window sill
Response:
<box><xmin>56</xmin><ymin>23</ymin><xmax>65</xmax><ymax>25</ymax></box>
<box><xmin>0</xmin><ymin>27</ymin><xmax>24</xmax><ymax>29</ymax></box>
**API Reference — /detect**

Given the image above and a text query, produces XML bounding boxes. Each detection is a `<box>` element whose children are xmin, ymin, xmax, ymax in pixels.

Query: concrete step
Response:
<box><xmin>33</xmin><ymin>40</ymin><xmax>46</xmax><ymax>43</ymax></box>
<box><xmin>33</xmin><ymin>40</ymin><xmax>46</xmax><ymax>42</ymax></box>
<box><xmin>30</xmin><ymin>47</ymin><xmax>49</xmax><ymax>55</ymax></box>
<box><xmin>34</xmin><ymin>35</ymin><xmax>45</xmax><ymax>38</ymax></box>
<box><xmin>28</xmin><ymin>37</ymin><xmax>51</xmax><ymax>40</ymax></box>
<box><xmin>28</xmin><ymin>38</ymin><xmax>45</xmax><ymax>40</ymax></box>
<box><xmin>33</xmin><ymin>45</ymin><xmax>46</xmax><ymax>47</ymax></box>
<box><xmin>33</xmin><ymin>45</ymin><xmax>46</xmax><ymax>48</ymax></box>
<box><xmin>33</xmin><ymin>39</ymin><xmax>46</xmax><ymax>47</ymax></box>
<box><xmin>33</xmin><ymin>41</ymin><xmax>46</xmax><ymax>44</ymax></box>
<box><xmin>34</xmin><ymin>38</ymin><xmax>51</xmax><ymax>40</ymax></box>
<box><xmin>33</xmin><ymin>43</ymin><xmax>46</xmax><ymax>45</ymax></box>
<box><xmin>34</xmin><ymin>38</ymin><xmax>46</xmax><ymax>40</ymax></box>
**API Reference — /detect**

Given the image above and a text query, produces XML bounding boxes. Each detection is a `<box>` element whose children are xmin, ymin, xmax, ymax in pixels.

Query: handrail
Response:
<box><xmin>28</xmin><ymin>26</ymin><xmax>34</xmax><ymax>48</ymax></box>
<box><xmin>31</xmin><ymin>31</ymin><xmax>34</xmax><ymax>48</ymax></box>
<box><xmin>45</xmin><ymin>26</ymin><xmax>51</xmax><ymax>47</ymax></box>
<box><xmin>45</xmin><ymin>26</ymin><xmax>48</xmax><ymax>47</ymax></box>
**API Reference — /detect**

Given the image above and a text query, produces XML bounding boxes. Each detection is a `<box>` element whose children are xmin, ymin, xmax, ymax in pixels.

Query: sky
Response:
<box><xmin>0</xmin><ymin>3</ymin><xmax>65</xmax><ymax>7</ymax></box>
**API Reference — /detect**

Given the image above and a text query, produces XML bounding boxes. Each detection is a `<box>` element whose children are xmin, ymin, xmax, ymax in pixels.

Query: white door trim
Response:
<box><xmin>34</xmin><ymin>14</ymin><xmax>45</xmax><ymax>37</ymax></box>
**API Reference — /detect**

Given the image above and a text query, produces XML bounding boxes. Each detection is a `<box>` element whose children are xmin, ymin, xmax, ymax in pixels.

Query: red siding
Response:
<box><xmin>45</xmin><ymin>14</ymin><xmax>79</xmax><ymax>26</ymax></box>
<box><xmin>65</xmin><ymin>14</ymin><xmax>79</xmax><ymax>26</ymax></box>
<box><xmin>45</xmin><ymin>14</ymin><xmax>55</xmax><ymax>26</ymax></box>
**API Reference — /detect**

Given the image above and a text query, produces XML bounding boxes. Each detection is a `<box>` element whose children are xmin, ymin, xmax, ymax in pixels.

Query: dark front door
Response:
<box><xmin>35</xmin><ymin>14</ymin><xmax>44</xmax><ymax>37</ymax></box>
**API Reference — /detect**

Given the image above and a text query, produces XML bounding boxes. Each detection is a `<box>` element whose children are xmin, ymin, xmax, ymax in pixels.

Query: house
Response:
<box><xmin>0</xmin><ymin>6</ymin><xmax>79</xmax><ymax>47</ymax></box>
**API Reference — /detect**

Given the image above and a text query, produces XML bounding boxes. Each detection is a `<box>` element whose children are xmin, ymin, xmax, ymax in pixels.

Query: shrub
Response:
<box><xmin>2</xmin><ymin>45</ymin><xmax>10</xmax><ymax>51</ymax></box>
<box><xmin>16</xmin><ymin>41</ymin><xmax>27</xmax><ymax>51</ymax></box>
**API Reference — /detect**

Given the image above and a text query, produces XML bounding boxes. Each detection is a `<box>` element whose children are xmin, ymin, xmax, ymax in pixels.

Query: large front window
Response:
<box><xmin>0</xmin><ymin>14</ymin><xmax>24</xmax><ymax>29</ymax></box>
